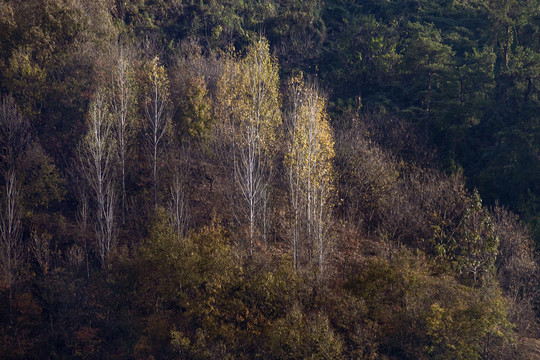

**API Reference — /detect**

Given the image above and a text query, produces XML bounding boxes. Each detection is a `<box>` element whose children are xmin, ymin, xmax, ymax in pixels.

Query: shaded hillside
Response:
<box><xmin>0</xmin><ymin>1</ymin><xmax>538</xmax><ymax>359</ymax></box>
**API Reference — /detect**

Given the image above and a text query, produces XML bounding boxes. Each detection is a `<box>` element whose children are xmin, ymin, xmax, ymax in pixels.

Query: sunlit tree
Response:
<box><xmin>216</xmin><ymin>38</ymin><xmax>281</xmax><ymax>253</ymax></box>
<box><xmin>285</xmin><ymin>75</ymin><xmax>334</xmax><ymax>272</ymax></box>
<box><xmin>143</xmin><ymin>56</ymin><xmax>172</xmax><ymax>207</ymax></box>
<box><xmin>109</xmin><ymin>45</ymin><xmax>136</xmax><ymax>224</ymax></box>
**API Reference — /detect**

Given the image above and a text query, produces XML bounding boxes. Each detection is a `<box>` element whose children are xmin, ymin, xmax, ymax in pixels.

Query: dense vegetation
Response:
<box><xmin>0</xmin><ymin>0</ymin><xmax>538</xmax><ymax>358</ymax></box>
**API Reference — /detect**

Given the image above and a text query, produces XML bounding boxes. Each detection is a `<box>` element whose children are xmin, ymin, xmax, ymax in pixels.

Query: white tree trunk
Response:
<box><xmin>110</xmin><ymin>46</ymin><xmax>134</xmax><ymax>225</ymax></box>
<box><xmin>144</xmin><ymin>58</ymin><xmax>170</xmax><ymax>207</ymax></box>
<box><xmin>78</xmin><ymin>90</ymin><xmax>117</xmax><ymax>269</ymax></box>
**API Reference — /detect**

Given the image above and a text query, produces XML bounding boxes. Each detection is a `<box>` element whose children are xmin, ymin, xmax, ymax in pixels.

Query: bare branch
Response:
<box><xmin>77</xmin><ymin>89</ymin><xmax>118</xmax><ymax>268</ymax></box>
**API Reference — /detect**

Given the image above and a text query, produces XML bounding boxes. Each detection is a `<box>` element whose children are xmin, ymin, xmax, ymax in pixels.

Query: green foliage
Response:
<box><xmin>457</xmin><ymin>190</ymin><xmax>499</xmax><ymax>283</ymax></box>
<box><xmin>268</xmin><ymin>0</ymin><xmax>325</xmax><ymax>72</ymax></box>
<box><xmin>4</xmin><ymin>46</ymin><xmax>47</xmax><ymax>119</ymax></box>
<box><xmin>346</xmin><ymin>251</ymin><xmax>514</xmax><ymax>359</ymax></box>
<box><xmin>430</xmin><ymin>190</ymin><xmax>499</xmax><ymax>285</ymax></box>
<box><xmin>0</xmin><ymin>0</ymin><xmax>116</xmax><ymax>158</ymax></box>
<box><xmin>177</xmin><ymin>75</ymin><xmax>213</xmax><ymax>140</ymax></box>
<box><xmin>137</xmin><ymin>215</ymin><xmax>240</xmax><ymax>357</ymax></box>
<box><xmin>425</xmin><ymin>290</ymin><xmax>513</xmax><ymax>360</ymax></box>
<box><xmin>21</xmin><ymin>143</ymin><xmax>65</xmax><ymax>211</ymax></box>
<box><xmin>0</xmin><ymin>2</ymin><xmax>16</xmax><ymax>62</ymax></box>
<box><xmin>266</xmin><ymin>306</ymin><xmax>344</xmax><ymax>360</ymax></box>
<box><xmin>401</xmin><ymin>22</ymin><xmax>454</xmax><ymax>127</ymax></box>
<box><xmin>135</xmin><ymin>215</ymin><xmax>351</xmax><ymax>359</ymax></box>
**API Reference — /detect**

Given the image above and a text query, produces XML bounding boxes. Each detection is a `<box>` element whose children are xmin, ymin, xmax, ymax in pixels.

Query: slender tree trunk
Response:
<box><xmin>154</xmin><ymin>78</ymin><xmax>159</xmax><ymax>207</ymax></box>
<box><xmin>285</xmin><ymin>77</ymin><xmax>333</xmax><ymax>273</ymax></box>
<box><xmin>121</xmin><ymin>159</ymin><xmax>126</xmax><ymax>224</ymax></box>
<box><xmin>154</xmin><ymin>143</ymin><xmax>158</xmax><ymax>206</ymax></box>
<box><xmin>2</xmin><ymin>171</ymin><xmax>20</xmax><ymax>325</ymax></box>
<box><xmin>144</xmin><ymin>57</ymin><xmax>170</xmax><ymax>208</ymax></box>
<box><xmin>79</xmin><ymin>91</ymin><xmax>117</xmax><ymax>269</ymax></box>
<box><xmin>169</xmin><ymin>172</ymin><xmax>188</xmax><ymax>239</ymax></box>
<box><xmin>110</xmin><ymin>48</ymin><xmax>134</xmax><ymax>225</ymax></box>
<box><xmin>83</xmin><ymin>199</ymin><xmax>90</xmax><ymax>280</ymax></box>
<box><xmin>0</xmin><ymin>95</ymin><xmax>29</xmax><ymax>310</ymax></box>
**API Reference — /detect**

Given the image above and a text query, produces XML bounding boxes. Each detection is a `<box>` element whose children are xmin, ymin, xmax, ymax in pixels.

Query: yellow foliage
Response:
<box><xmin>144</xmin><ymin>56</ymin><xmax>170</xmax><ymax>100</ymax></box>
<box><xmin>215</xmin><ymin>38</ymin><xmax>281</xmax><ymax>152</ymax></box>
<box><xmin>285</xmin><ymin>74</ymin><xmax>334</xmax><ymax>189</ymax></box>
<box><xmin>285</xmin><ymin>74</ymin><xmax>335</xmax><ymax>269</ymax></box>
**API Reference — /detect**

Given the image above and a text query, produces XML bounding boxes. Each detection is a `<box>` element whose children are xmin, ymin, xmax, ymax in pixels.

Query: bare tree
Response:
<box><xmin>76</xmin><ymin>191</ymin><xmax>91</xmax><ymax>279</ymax></box>
<box><xmin>168</xmin><ymin>140</ymin><xmax>192</xmax><ymax>239</ymax></box>
<box><xmin>458</xmin><ymin>190</ymin><xmax>498</xmax><ymax>284</ymax></box>
<box><xmin>0</xmin><ymin>171</ymin><xmax>22</xmax><ymax>304</ymax></box>
<box><xmin>144</xmin><ymin>56</ymin><xmax>172</xmax><ymax>206</ymax></box>
<box><xmin>0</xmin><ymin>95</ymin><xmax>29</xmax><ymax>314</ymax></box>
<box><xmin>215</xmin><ymin>39</ymin><xmax>281</xmax><ymax>254</ymax></box>
<box><xmin>169</xmin><ymin>172</ymin><xmax>189</xmax><ymax>239</ymax></box>
<box><xmin>213</xmin><ymin>52</ymin><xmax>242</xmax><ymax>225</ymax></box>
<box><xmin>109</xmin><ymin>45</ymin><xmax>136</xmax><ymax>225</ymax></box>
<box><xmin>0</xmin><ymin>94</ymin><xmax>30</xmax><ymax>170</ymax></box>
<box><xmin>492</xmin><ymin>205</ymin><xmax>538</xmax><ymax>332</ymax></box>
<box><xmin>77</xmin><ymin>89</ymin><xmax>117</xmax><ymax>268</ymax></box>
<box><xmin>285</xmin><ymin>77</ymin><xmax>303</xmax><ymax>270</ymax></box>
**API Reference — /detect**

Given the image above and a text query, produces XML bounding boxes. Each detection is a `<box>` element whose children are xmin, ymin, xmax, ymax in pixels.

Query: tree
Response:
<box><xmin>430</xmin><ymin>188</ymin><xmax>499</xmax><ymax>285</ymax></box>
<box><xmin>109</xmin><ymin>45</ymin><xmax>136</xmax><ymax>225</ymax></box>
<box><xmin>269</xmin><ymin>0</ymin><xmax>326</xmax><ymax>72</ymax></box>
<box><xmin>0</xmin><ymin>94</ymin><xmax>29</xmax><ymax>313</ymax></box>
<box><xmin>170</xmin><ymin>40</ymin><xmax>215</xmax><ymax>142</ymax></box>
<box><xmin>285</xmin><ymin>76</ymin><xmax>304</xmax><ymax>270</ymax></box>
<box><xmin>435</xmin><ymin>46</ymin><xmax>496</xmax><ymax>160</ymax></box>
<box><xmin>215</xmin><ymin>38</ymin><xmax>281</xmax><ymax>254</ymax></box>
<box><xmin>492</xmin><ymin>205</ymin><xmax>538</xmax><ymax>331</ymax></box>
<box><xmin>77</xmin><ymin>89</ymin><xmax>117</xmax><ymax>268</ymax></box>
<box><xmin>266</xmin><ymin>307</ymin><xmax>344</xmax><ymax>359</ymax></box>
<box><xmin>402</xmin><ymin>23</ymin><xmax>454</xmax><ymax>146</ymax></box>
<box><xmin>457</xmin><ymin>190</ymin><xmax>499</xmax><ymax>285</ymax></box>
<box><xmin>0</xmin><ymin>170</ymin><xmax>22</xmax><ymax>310</ymax></box>
<box><xmin>168</xmin><ymin>172</ymin><xmax>188</xmax><ymax>239</ymax></box>
<box><xmin>237</xmin><ymin>38</ymin><xmax>281</xmax><ymax>250</ymax></box>
<box><xmin>143</xmin><ymin>56</ymin><xmax>172</xmax><ymax>207</ymax></box>
<box><xmin>284</xmin><ymin>75</ymin><xmax>335</xmax><ymax>272</ymax></box>
<box><xmin>167</xmin><ymin>144</ymin><xmax>191</xmax><ymax>240</ymax></box>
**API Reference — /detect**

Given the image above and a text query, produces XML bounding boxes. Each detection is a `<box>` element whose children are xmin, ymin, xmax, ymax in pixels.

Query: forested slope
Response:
<box><xmin>0</xmin><ymin>1</ymin><xmax>538</xmax><ymax>359</ymax></box>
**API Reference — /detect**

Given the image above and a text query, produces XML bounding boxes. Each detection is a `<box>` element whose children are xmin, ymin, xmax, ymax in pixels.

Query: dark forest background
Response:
<box><xmin>0</xmin><ymin>0</ymin><xmax>539</xmax><ymax>359</ymax></box>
